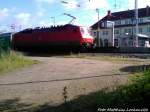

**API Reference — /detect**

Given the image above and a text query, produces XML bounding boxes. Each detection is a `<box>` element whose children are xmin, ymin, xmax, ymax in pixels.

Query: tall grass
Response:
<box><xmin>0</xmin><ymin>52</ymin><xmax>37</xmax><ymax>74</ymax></box>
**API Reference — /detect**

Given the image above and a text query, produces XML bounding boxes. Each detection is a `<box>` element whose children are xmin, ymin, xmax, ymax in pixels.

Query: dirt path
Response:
<box><xmin>0</xmin><ymin>56</ymin><xmax>144</xmax><ymax>106</ymax></box>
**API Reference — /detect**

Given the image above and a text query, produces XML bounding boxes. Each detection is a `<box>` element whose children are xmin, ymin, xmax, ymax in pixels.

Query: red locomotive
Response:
<box><xmin>12</xmin><ymin>24</ymin><xmax>94</xmax><ymax>51</ymax></box>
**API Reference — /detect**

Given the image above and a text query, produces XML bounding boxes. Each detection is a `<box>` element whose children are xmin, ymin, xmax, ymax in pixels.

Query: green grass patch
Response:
<box><xmin>0</xmin><ymin>52</ymin><xmax>37</xmax><ymax>74</ymax></box>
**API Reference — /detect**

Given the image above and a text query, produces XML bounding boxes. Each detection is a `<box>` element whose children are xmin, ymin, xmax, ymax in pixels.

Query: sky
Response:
<box><xmin>0</xmin><ymin>0</ymin><xmax>150</xmax><ymax>32</ymax></box>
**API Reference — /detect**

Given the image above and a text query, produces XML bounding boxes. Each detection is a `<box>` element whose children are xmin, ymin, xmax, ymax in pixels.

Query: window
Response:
<box><xmin>133</xmin><ymin>28</ymin><xmax>136</xmax><ymax>33</ymax></box>
<box><xmin>103</xmin><ymin>31</ymin><xmax>109</xmax><ymax>35</ymax></box>
<box><xmin>102</xmin><ymin>31</ymin><xmax>105</xmax><ymax>35</ymax></box>
<box><xmin>139</xmin><ymin>28</ymin><xmax>143</xmax><ymax>33</ymax></box>
<box><xmin>115</xmin><ymin>20</ymin><xmax>121</xmax><ymax>25</ymax></box>
<box><xmin>93</xmin><ymin>31</ymin><xmax>97</xmax><ymax>36</ymax></box>
<box><xmin>133</xmin><ymin>28</ymin><xmax>143</xmax><ymax>33</ymax></box>
<box><xmin>104</xmin><ymin>39</ymin><xmax>109</xmax><ymax>47</ymax></box>
<box><xmin>80</xmin><ymin>28</ymin><xmax>84</xmax><ymax>34</ymax></box>
<box><xmin>139</xmin><ymin>18</ymin><xmax>143</xmax><ymax>23</ymax></box>
<box><xmin>129</xmin><ymin>40</ymin><xmax>133</xmax><ymax>47</ymax></box>
<box><xmin>114</xmin><ymin>39</ymin><xmax>119</xmax><ymax>47</ymax></box>
<box><xmin>124</xmin><ymin>19</ymin><xmax>133</xmax><ymax>25</ymax></box>
<box><xmin>125</xmin><ymin>19</ymin><xmax>129</xmax><ymax>24</ymax></box>
<box><xmin>102</xmin><ymin>22</ymin><xmax>105</xmax><ymax>27</ymax></box>
<box><xmin>124</xmin><ymin>28</ymin><xmax>132</xmax><ymax>34</ymax></box>
<box><xmin>128</xmin><ymin>29</ymin><xmax>132</xmax><ymax>34</ymax></box>
<box><xmin>105</xmin><ymin>31</ymin><xmax>108</xmax><ymax>35</ymax></box>
<box><xmin>139</xmin><ymin>40</ymin><xmax>145</xmax><ymax>47</ymax></box>
<box><xmin>147</xmin><ymin>27</ymin><xmax>150</xmax><ymax>32</ymax></box>
<box><xmin>128</xmin><ymin>19</ymin><xmax>132</xmax><ymax>24</ymax></box>
<box><xmin>114</xmin><ymin>30</ymin><xmax>119</xmax><ymax>35</ymax></box>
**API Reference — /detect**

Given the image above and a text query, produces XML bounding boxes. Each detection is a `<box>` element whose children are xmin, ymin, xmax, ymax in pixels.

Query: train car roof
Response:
<box><xmin>17</xmin><ymin>24</ymin><xmax>80</xmax><ymax>33</ymax></box>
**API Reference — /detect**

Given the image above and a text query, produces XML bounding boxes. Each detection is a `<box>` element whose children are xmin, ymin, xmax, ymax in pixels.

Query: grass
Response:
<box><xmin>0</xmin><ymin>52</ymin><xmax>37</xmax><ymax>74</ymax></box>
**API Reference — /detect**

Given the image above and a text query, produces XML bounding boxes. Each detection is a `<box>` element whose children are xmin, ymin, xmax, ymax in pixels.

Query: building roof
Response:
<box><xmin>91</xmin><ymin>6</ymin><xmax>150</xmax><ymax>29</ymax></box>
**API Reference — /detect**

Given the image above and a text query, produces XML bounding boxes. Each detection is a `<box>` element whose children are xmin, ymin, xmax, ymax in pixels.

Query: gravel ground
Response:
<box><xmin>0</xmin><ymin>56</ymin><xmax>148</xmax><ymax>106</ymax></box>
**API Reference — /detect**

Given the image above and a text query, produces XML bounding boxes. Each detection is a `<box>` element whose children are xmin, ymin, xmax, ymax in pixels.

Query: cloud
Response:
<box><xmin>82</xmin><ymin>0</ymin><xmax>109</xmax><ymax>10</ymax></box>
<box><xmin>0</xmin><ymin>8</ymin><xmax>9</xmax><ymax>21</ymax></box>
<box><xmin>0</xmin><ymin>25</ymin><xmax>9</xmax><ymax>33</ymax></box>
<box><xmin>127</xmin><ymin>0</ymin><xmax>150</xmax><ymax>9</ymax></box>
<box><xmin>34</xmin><ymin>0</ymin><xmax>55</xmax><ymax>18</ymax></box>
<box><xmin>39</xmin><ymin>20</ymin><xmax>67</xmax><ymax>26</ymax></box>
<box><xmin>37</xmin><ymin>11</ymin><xmax>44</xmax><ymax>17</ymax></box>
<box><xmin>57</xmin><ymin>21</ymin><xmax>67</xmax><ymax>25</ymax></box>
<box><xmin>39</xmin><ymin>20</ymin><xmax>52</xmax><ymax>26</ymax></box>
<box><xmin>35</xmin><ymin>0</ymin><xmax>54</xmax><ymax>4</ymax></box>
<box><xmin>14</xmin><ymin>12</ymin><xmax>31</xmax><ymax>28</ymax></box>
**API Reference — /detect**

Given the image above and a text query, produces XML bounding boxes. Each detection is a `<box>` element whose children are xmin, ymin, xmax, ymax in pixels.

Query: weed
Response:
<box><xmin>63</xmin><ymin>86</ymin><xmax>68</xmax><ymax>103</ymax></box>
<box><xmin>0</xmin><ymin>51</ymin><xmax>37</xmax><ymax>74</ymax></box>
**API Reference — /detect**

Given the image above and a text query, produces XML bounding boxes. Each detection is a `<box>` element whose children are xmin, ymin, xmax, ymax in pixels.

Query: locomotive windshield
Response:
<box><xmin>81</xmin><ymin>27</ymin><xmax>91</xmax><ymax>35</ymax></box>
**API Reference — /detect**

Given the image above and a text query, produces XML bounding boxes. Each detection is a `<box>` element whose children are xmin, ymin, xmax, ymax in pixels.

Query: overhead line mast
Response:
<box><xmin>135</xmin><ymin>0</ymin><xmax>139</xmax><ymax>47</ymax></box>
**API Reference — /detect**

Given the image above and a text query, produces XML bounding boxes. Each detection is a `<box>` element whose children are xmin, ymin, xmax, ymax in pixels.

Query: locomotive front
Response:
<box><xmin>79</xmin><ymin>26</ymin><xmax>94</xmax><ymax>49</ymax></box>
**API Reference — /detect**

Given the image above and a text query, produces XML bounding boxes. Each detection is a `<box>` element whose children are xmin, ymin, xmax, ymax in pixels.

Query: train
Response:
<box><xmin>12</xmin><ymin>24</ymin><xmax>94</xmax><ymax>52</ymax></box>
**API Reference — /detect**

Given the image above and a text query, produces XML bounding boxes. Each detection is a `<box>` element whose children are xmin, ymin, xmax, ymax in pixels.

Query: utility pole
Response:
<box><xmin>96</xmin><ymin>8</ymin><xmax>100</xmax><ymax>47</ymax></box>
<box><xmin>112</xmin><ymin>22</ymin><xmax>115</xmax><ymax>47</ymax></box>
<box><xmin>107</xmin><ymin>21</ymin><xmax>115</xmax><ymax>47</ymax></box>
<box><xmin>135</xmin><ymin>0</ymin><xmax>139</xmax><ymax>47</ymax></box>
<box><xmin>51</xmin><ymin>17</ymin><xmax>55</xmax><ymax>26</ymax></box>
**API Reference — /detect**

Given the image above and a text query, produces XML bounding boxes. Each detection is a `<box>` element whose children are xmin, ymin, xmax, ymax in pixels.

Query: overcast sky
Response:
<box><xmin>0</xmin><ymin>0</ymin><xmax>150</xmax><ymax>31</ymax></box>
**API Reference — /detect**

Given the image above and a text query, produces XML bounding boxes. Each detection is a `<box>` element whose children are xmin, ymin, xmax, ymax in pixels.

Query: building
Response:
<box><xmin>91</xmin><ymin>6</ymin><xmax>150</xmax><ymax>47</ymax></box>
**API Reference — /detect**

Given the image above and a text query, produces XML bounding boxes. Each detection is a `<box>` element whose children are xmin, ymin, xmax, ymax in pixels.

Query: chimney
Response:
<box><xmin>107</xmin><ymin>10</ymin><xmax>111</xmax><ymax>16</ymax></box>
<box><xmin>146</xmin><ymin>5</ymin><xmax>149</xmax><ymax>16</ymax></box>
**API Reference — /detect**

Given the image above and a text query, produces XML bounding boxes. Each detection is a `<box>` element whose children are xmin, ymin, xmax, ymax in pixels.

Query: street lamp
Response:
<box><xmin>96</xmin><ymin>8</ymin><xmax>100</xmax><ymax>47</ymax></box>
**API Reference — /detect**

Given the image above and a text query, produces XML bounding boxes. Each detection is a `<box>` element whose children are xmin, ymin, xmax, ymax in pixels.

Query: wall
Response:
<box><xmin>92</xmin><ymin>24</ymin><xmax>150</xmax><ymax>47</ymax></box>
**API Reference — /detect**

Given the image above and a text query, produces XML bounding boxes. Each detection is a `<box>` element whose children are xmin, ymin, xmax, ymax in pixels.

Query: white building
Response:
<box><xmin>91</xmin><ymin>6</ymin><xmax>150</xmax><ymax>47</ymax></box>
